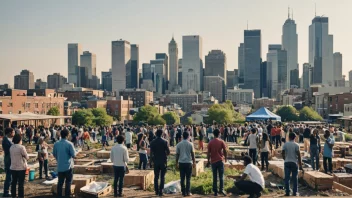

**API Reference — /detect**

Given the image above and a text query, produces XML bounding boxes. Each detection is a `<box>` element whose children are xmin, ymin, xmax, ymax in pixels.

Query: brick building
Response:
<box><xmin>106</xmin><ymin>100</ymin><xmax>133</xmax><ymax>122</ymax></box>
<box><xmin>87</xmin><ymin>100</ymin><xmax>107</xmax><ymax>109</ymax></box>
<box><xmin>119</xmin><ymin>89</ymin><xmax>153</xmax><ymax>108</ymax></box>
<box><xmin>62</xmin><ymin>90</ymin><xmax>104</xmax><ymax>102</ymax></box>
<box><xmin>329</xmin><ymin>92</ymin><xmax>352</xmax><ymax>114</ymax></box>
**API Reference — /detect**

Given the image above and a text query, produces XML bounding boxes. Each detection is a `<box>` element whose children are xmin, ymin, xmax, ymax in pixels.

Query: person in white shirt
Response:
<box><xmin>247</xmin><ymin>128</ymin><xmax>259</xmax><ymax>165</ymax></box>
<box><xmin>110</xmin><ymin>135</ymin><xmax>129</xmax><ymax>197</ymax></box>
<box><xmin>125</xmin><ymin>128</ymin><xmax>133</xmax><ymax>149</ymax></box>
<box><xmin>232</xmin><ymin>155</ymin><xmax>264</xmax><ymax>198</ymax></box>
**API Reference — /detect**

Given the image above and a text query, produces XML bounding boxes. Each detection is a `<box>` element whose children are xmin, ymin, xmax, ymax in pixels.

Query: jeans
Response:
<box><xmin>211</xmin><ymin>161</ymin><xmax>224</xmax><ymax>194</ymax></box>
<box><xmin>261</xmin><ymin>152</ymin><xmax>269</xmax><ymax>170</ymax></box>
<box><xmin>39</xmin><ymin>159</ymin><xmax>48</xmax><ymax>178</ymax></box>
<box><xmin>3</xmin><ymin>167</ymin><xmax>11</xmax><ymax>196</ymax></box>
<box><xmin>235</xmin><ymin>180</ymin><xmax>263</xmax><ymax>196</ymax></box>
<box><xmin>276</xmin><ymin>135</ymin><xmax>281</xmax><ymax>148</ymax></box>
<box><xmin>249</xmin><ymin>148</ymin><xmax>257</xmax><ymax>165</ymax></box>
<box><xmin>139</xmin><ymin>153</ymin><xmax>148</xmax><ymax>170</ymax></box>
<box><xmin>11</xmin><ymin>170</ymin><xmax>26</xmax><ymax>198</ymax></box>
<box><xmin>310</xmin><ymin>145</ymin><xmax>320</xmax><ymax>170</ymax></box>
<box><xmin>323</xmin><ymin>157</ymin><xmax>332</xmax><ymax>173</ymax></box>
<box><xmin>170</xmin><ymin>138</ymin><xmax>175</xmax><ymax>147</ymax></box>
<box><xmin>179</xmin><ymin>163</ymin><xmax>192</xmax><ymax>195</ymax></box>
<box><xmin>57</xmin><ymin>168</ymin><xmax>73</xmax><ymax>197</ymax></box>
<box><xmin>154</xmin><ymin>163</ymin><xmax>167</xmax><ymax>193</ymax></box>
<box><xmin>284</xmin><ymin>162</ymin><xmax>298</xmax><ymax>195</ymax></box>
<box><xmin>113</xmin><ymin>166</ymin><xmax>125</xmax><ymax>196</ymax></box>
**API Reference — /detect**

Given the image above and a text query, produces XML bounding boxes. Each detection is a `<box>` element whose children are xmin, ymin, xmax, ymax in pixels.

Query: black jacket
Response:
<box><xmin>150</xmin><ymin>137</ymin><xmax>170</xmax><ymax>165</ymax></box>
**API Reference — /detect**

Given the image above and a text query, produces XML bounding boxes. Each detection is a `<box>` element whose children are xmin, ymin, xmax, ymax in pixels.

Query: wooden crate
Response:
<box><xmin>225</xmin><ymin>160</ymin><xmax>245</xmax><ymax>170</ymax></box>
<box><xmin>333</xmin><ymin>181</ymin><xmax>352</xmax><ymax>195</ymax></box>
<box><xmin>192</xmin><ymin>159</ymin><xmax>205</xmax><ymax>177</ymax></box>
<box><xmin>101</xmin><ymin>162</ymin><xmax>114</xmax><ymax>174</ymax></box>
<box><xmin>333</xmin><ymin>173</ymin><xmax>352</xmax><ymax>188</ymax></box>
<box><xmin>97</xmin><ymin>150</ymin><xmax>111</xmax><ymax>159</ymax></box>
<box><xmin>80</xmin><ymin>184</ymin><xmax>112</xmax><ymax>198</ymax></box>
<box><xmin>124</xmin><ymin>170</ymin><xmax>154</xmax><ymax>190</ymax></box>
<box><xmin>303</xmin><ymin>171</ymin><xmax>333</xmax><ymax>190</ymax></box>
<box><xmin>74</xmin><ymin>165</ymin><xmax>102</xmax><ymax>175</ymax></box>
<box><xmin>74</xmin><ymin>159</ymin><xmax>96</xmax><ymax>166</ymax></box>
<box><xmin>72</xmin><ymin>174</ymin><xmax>96</xmax><ymax>194</ymax></box>
<box><xmin>51</xmin><ymin>184</ymin><xmax>75</xmax><ymax>196</ymax></box>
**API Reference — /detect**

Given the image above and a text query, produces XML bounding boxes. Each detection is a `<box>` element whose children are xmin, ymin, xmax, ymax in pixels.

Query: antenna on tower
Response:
<box><xmin>292</xmin><ymin>8</ymin><xmax>294</xmax><ymax>20</ymax></box>
<box><xmin>288</xmin><ymin>6</ymin><xmax>290</xmax><ymax>19</ymax></box>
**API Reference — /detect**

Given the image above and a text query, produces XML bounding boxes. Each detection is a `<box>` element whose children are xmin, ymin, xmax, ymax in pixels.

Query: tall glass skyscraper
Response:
<box><xmin>112</xmin><ymin>40</ymin><xmax>131</xmax><ymax>96</ymax></box>
<box><xmin>67</xmin><ymin>43</ymin><xmax>82</xmax><ymax>86</ymax></box>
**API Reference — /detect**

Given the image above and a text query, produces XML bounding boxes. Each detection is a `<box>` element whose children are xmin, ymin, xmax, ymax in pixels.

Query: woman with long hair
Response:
<box><xmin>260</xmin><ymin>133</ymin><xmax>272</xmax><ymax>171</ymax></box>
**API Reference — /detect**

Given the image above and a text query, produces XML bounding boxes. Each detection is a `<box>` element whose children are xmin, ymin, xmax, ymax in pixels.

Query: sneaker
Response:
<box><xmin>256</xmin><ymin>192</ymin><xmax>262</xmax><ymax>197</ymax></box>
<box><xmin>186</xmin><ymin>193</ymin><xmax>192</xmax><ymax>196</ymax></box>
<box><xmin>159</xmin><ymin>192</ymin><xmax>164</xmax><ymax>196</ymax></box>
<box><xmin>219</xmin><ymin>191</ymin><xmax>227</xmax><ymax>196</ymax></box>
<box><xmin>214</xmin><ymin>193</ymin><xmax>218</xmax><ymax>196</ymax></box>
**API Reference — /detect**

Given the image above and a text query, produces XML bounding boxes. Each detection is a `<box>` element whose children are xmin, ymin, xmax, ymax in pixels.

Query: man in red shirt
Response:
<box><xmin>207</xmin><ymin>129</ymin><xmax>227</xmax><ymax>196</ymax></box>
<box><xmin>271</xmin><ymin>126</ymin><xmax>277</xmax><ymax>147</ymax></box>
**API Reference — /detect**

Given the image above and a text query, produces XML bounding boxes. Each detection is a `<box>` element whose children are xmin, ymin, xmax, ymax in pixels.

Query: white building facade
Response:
<box><xmin>227</xmin><ymin>88</ymin><xmax>254</xmax><ymax>104</ymax></box>
<box><xmin>112</xmin><ymin>40</ymin><xmax>131</xmax><ymax>96</ymax></box>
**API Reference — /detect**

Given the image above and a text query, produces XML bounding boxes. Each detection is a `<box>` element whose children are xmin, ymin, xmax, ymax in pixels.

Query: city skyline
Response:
<box><xmin>1</xmin><ymin>0</ymin><xmax>352</xmax><ymax>86</ymax></box>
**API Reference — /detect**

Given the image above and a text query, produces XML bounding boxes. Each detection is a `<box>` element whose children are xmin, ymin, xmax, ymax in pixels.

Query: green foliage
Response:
<box><xmin>47</xmin><ymin>106</ymin><xmax>60</xmax><ymax>116</ymax></box>
<box><xmin>276</xmin><ymin>106</ymin><xmax>299</xmax><ymax>121</ymax></box>
<box><xmin>182</xmin><ymin>117</ymin><xmax>193</xmax><ymax>125</ymax></box>
<box><xmin>147</xmin><ymin>114</ymin><xmax>166</xmax><ymax>125</ymax></box>
<box><xmin>299</xmin><ymin>106</ymin><xmax>323</xmax><ymax>121</ymax></box>
<box><xmin>345</xmin><ymin>133</ymin><xmax>352</xmax><ymax>142</ymax></box>
<box><xmin>207</xmin><ymin>100</ymin><xmax>244</xmax><ymax>124</ymax></box>
<box><xmin>133</xmin><ymin>105</ymin><xmax>159</xmax><ymax>122</ymax></box>
<box><xmin>72</xmin><ymin>109</ymin><xmax>94</xmax><ymax>126</ymax></box>
<box><xmin>162</xmin><ymin>111</ymin><xmax>180</xmax><ymax>125</ymax></box>
<box><xmin>91</xmin><ymin>108</ymin><xmax>113</xmax><ymax>126</ymax></box>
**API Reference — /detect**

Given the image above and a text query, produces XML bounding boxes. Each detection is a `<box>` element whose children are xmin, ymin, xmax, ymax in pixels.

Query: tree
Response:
<box><xmin>299</xmin><ymin>107</ymin><xmax>323</xmax><ymax>121</ymax></box>
<box><xmin>91</xmin><ymin>108</ymin><xmax>113</xmax><ymax>126</ymax></box>
<box><xmin>276</xmin><ymin>106</ymin><xmax>299</xmax><ymax>121</ymax></box>
<box><xmin>206</xmin><ymin>101</ymin><xmax>244</xmax><ymax>124</ymax></box>
<box><xmin>162</xmin><ymin>112</ymin><xmax>180</xmax><ymax>125</ymax></box>
<box><xmin>133</xmin><ymin>105</ymin><xmax>159</xmax><ymax>122</ymax></box>
<box><xmin>148</xmin><ymin>114</ymin><xmax>166</xmax><ymax>125</ymax></box>
<box><xmin>72</xmin><ymin>109</ymin><xmax>94</xmax><ymax>126</ymax></box>
<box><xmin>184</xmin><ymin>117</ymin><xmax>193</xmax><ymax>125</ymax></box>
<box><xmin>47</xmin><ymin>106</ymin><xmax>60</xmax><ymax>116</ymax></box>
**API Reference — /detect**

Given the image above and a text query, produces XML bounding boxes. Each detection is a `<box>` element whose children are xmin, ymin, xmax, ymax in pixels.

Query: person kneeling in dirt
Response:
<box><xmin>232</xmin><ymin>155</ymin><xmax>264</xmax><ymax>198</ymax></box>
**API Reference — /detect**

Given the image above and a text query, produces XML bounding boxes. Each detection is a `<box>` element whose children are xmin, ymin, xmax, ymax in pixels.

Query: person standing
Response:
<box><xmin>169</xmin><ymin>126</ymin><xmax>175</xmax><ymax>147</ymax></box>
<box><xmin>207</xmin><ymin>129</ymin><xmax>227</xmax><ymax>196</ymax></box>
<box><xmin>38</xmin><ymin>138</ymin><xmax>50</xmax><ymax>179</ymax></box>
<box><xmin>275</xmin><ymin>125</ymin><xmax>282</xmax><ymax>149</ymax></box>
<box><xmin>125</xmin><ymin>128</ymin><xmax>133</xmax><ymax>149</ymax></box>
<box><xmin>198</xmin><ymin>125</ymin><xmax>205</xmax><ymax>151</ymax></box>
<box><xmin>2</xmin><ymin>128</ymin><xmax>14</xmax><ymax>197</ymax></box>
<box><xmin>248</xmin><ymin>128</ymin><xmax>259</xmax><ymax>165</ymax></box>
<box><xmin>176</xmin><ymin>132</ymin><xmax>196</xmax><ymax>197</ymax></box>
<box><xmin>82</xmin><ymin>129</ymin><xmax>91</xmax><ymax>150</ymax></box>
<box><xmin>323</xmin><ymin>130</ymin><xmax>334</xmax><ymax>174</ymax></box>
<box><xmin>10</xmin><ymin>134</ymin><xmax>29</xmax><ymax>198</ymax></box>
<box><xmin>233</xmin><ymin>156</ymin><xmax>264</xmax><ymax>198</ymax></box>
<box><xmin>260</xmin><ymin>133</ymin><xmax>272</xmax><ymax>171</ymax></box>
<box><xmin>310</xmin><ymin>127</ymin><xmax>321</xmax><ymax>171</ymax></box>
<box><xmin>303</xmin><ymin>125</ymin><xmax>311</xmax><ymax>152</ymax></box>
<box><xmin>53</xmin><ymin>129</ymin><xmax>76</xmax><ymax>197</ymax></box>
<box><xmin>138</xmin><ymin>135</ymin><xmax>148</xmax><ymax>170</ymax></box>
<box><xmin>282</xmin><ymin>132</ymin><xmax>303</xmax><ymax>197</ymax></box>
<box><xmin>110</xmin><ymin>135</ymin><xmax>129</xmax><ymax>197</ymax></box>
<box><xmin>150</xmin><ymin>129</ymin><xmax>170</xmax><ymax>196</ymax></box>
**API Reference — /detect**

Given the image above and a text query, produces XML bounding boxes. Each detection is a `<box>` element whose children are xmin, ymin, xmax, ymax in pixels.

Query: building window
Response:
<box><xmin>9</xmin><ymin>102</ymin><xmax>12</xmax><ymax>107</ymax></box>
<box><xmin>0</xmin><ymin>101</ymin><xmax>2</xmax><ymax>107</ymax></box>
<box><xmin>25</xmin><ymin>103</ymin><xmax>30</xmax><ymax>108</ymax></box>
<box><xmin>35</xmin><ymin>103</ymin><xmax>39</xmax><ymax>108</ymax></box>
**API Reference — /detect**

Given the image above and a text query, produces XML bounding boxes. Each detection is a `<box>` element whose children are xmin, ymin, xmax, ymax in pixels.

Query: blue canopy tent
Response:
<box><xmin>246</xmin><ymin>107</ymin><xmax>281</xmax><ymax>122</ymax></box>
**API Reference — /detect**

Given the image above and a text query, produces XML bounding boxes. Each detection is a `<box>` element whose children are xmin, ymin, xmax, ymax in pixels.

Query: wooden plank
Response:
<box><xmin>333</xmin><ymin>181</ymin><xmax>352</xmax><ymax>195</ymax></box>
<box><xmin>303</xmin><ymin>171</ymin><xmax>333</xmax><ymax>190</ymax></box>
<box><xmin>101</xmin><ymin>162</ymin><xmax>114</xmax><ymax>174</ymax></box>
<box><xmin>72</xmin><ymin>174</ymin><xmax>96</xmax><ymax>194</ymax></box>
<box><xmin>124</xmin><ymin>170</ymin><xmax>154</xmax><ymax>190</ymax></box>
<box><xmin>97</xmin><ymin>150</ymin><xmax>111</xmax><ymax>159</ymax></box>
<box><xmin>333</xmin><ymin>173</ymin><xmax>352</xmax><ymax>188</ymax></box>
<box><xmin>192</xmin><ymin>159</ymin><xmax>205</xmax><ymax>177</ymax></box>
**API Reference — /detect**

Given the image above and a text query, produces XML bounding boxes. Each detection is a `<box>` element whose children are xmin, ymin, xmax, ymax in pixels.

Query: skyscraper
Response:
<box><xmin>168</xmin><ymin>37</ymin><xmax>178</xmax><ymax>91</ymax></box>
<box><xmin>178</xmin><ymin>59</ymin><xmax>182</xmax><ymax>88</ymax></box>
<box><xmin>204</xmin><ymin>76</ymin><xmax>225</xmax><ymax>102</ymax></box>
<box><xmin>14</xmin><ymin>70</ymin><xmax>35</xmax><ymax>90</ymax></box>
<box><xmin>282</xmin><ymin>8</ymin><xmax>298</xmax><ymax>87</ymax></box>
<box><xmin>333</xmin><ymin>52</ymin><xmax>343</xmax><ymax>87</ymax></box>
<box><xmin>150</xmin><ymin>59</ymin><xmax>166</xmax><ymax>95</ymax></box>
<box><xmin>204</xmin><ymin>50</ymin><xmax>227</xmax><ymax>84</ymax></box>
<box><xmin>302</xmin><ymin>63</ymin><xmax>312</xmax><ymax>89</ymax></box>
<box><xmin>227</xmin><ymin>69</ymin><xmax>239</xmax><ymax>89</ymax></box>
<box><xmin>182</xmin><ymin>35</ymin><xmax>203</xmax><ymax>92</ymax></box>
<box><xmin>80</xmin><ymin>51</ymin><xmax>96</xmax><ymax>79</ymax></box>
<box><xmin>266</xmin><ymin>45</ymin><xmax>287</xmax><ymax>99</ymax></box>
<box><xmin>260</xmin><ymin>61</ymin><xmax>267</xmax><ymax>97</ymax></box>
<box><xmin>309</xmin><ymin>16</ymin><xmax>334</xmax><ymax>85</ymax></box>
<box><xmin>349</xmin><ymin>70</ymin><xmax>352</xmax><ymax>87</ymax></box>
<box><xmin>68</xmin><ymin>43</ymin><xmax>82</xmax><ymax>85</ymax></box>
<box><xmin>290</xmin><ymin>69</ymin><xmax>300</xmax><ymax>88</ymax></box>
<box><xmin>112</xmin><ymin>40</ymin><xmax>131</xmax><ymax>96</ymax></box>
<box><xmin>47</xmin><ymin>73</ymin><xmax>67</xmax><ymax>90</ymax></box>
<box><xmin>130</xmin><ymin>44</ymin><xmax>139</xmax><ymax>89</ymax></box>
<box><xmin>238</xmin><ymin>43</ymin><xmax>245</xmax><ymax>84</ymax></box>
<box><xmin>101</xmin><ymin>70</ymin><xmax>112</xmax><ymax>91</ymax></box>
<box><xmin>243</xmin><ymin>30</ymin><xmax>261</xmax><ymax>98</ymax></box>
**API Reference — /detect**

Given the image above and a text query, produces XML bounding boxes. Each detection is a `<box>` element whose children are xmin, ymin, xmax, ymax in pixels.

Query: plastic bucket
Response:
<box><xmin>29</xmin><ymin>170</ymin><xmax>35</xmax><ymax>181</ymax></box>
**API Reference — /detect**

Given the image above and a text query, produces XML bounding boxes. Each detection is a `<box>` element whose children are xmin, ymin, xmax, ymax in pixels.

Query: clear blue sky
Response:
<box><xmin>1</xmin><ymin>0</ymin><xmax>351</xmax><ymax>86</ymax></box>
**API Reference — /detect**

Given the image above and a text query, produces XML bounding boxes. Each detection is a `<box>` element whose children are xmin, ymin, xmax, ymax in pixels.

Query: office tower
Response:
<box><xmin>80</xmin><ymin>51</ymin><xmax>96</xmax><ymax>79</ymax></box>
<box><xmin>112</xmin><ymin>40</ymin><xmax>131</xmax><ymax>96</ymax></box>
<box><xmin>47</xmin><ymin>73</ymin><xmax>67</xmax><ymax>90</ymax></box>
<box><xmin>14</xmin><ymin>70</ymin><xmax>35</xmax><ymax>90</ymax></box>
<box><xmin>266</xmin><ymin>44</ymin><xmax>287</xmax><ymax>100</ymax></box>
<box><xmin>182</xmin><ymin>35</ymin><xmax>203</xmax><ymax>92</ymax></box>
<box><xmin>204</xmin><ymin>76</ymin><xmax>225</xmax><ymax>102</ymax></box>
<box><xmin>290</xmin><ymin>69</ymin><xmax>300</xmax><ymax>88</ymax></box>
<box><xmin>333</xmin><ymin>52</ymin><xmax>343</xmax><ymax>87</ymax></box>
<box><xmin>168</xmin><ymin>37</ymin><xmax>179</xmax><ymax>91</ymax></box>
<box><xmin>302</xmin><ymin>63</ymin><xmax>312</xmax><ymax>89</ymax></box>
<box><xmin>35</xmin><ymin>79</ymin><xmax>47</xmax><ymax>89</ymax></box>
<box><xmin>142</xmin><ymin>63</ymin><xmax>152</xmax><ymax>80</ymax></box>
<box><xmin>260</xmin><ymin>61</ymin><xmax>267</xmax><ymax>97</ymax></box>
<box><xmin>238</xmin><ymin>43</ymin><xmax>245</xmax><ymax>84</ymax></box>
<box><xmin>349</xmin><ymin>70</ymin><xmax>352</xmax><ymax>87</ymax></box>
<box><xmin>156</xmin><ymin>53</ymin><xmax>169</xmax><ymax>80</ymax></box>
<box><xmin>178</xmin><ymin>59</ymin><xmax>182</xmax><ymax>87</ymax></box>
<box><xmin>282</xmin><ymin>8</ymin><xmax>298</xmax><ymax>87</ymax></box>
<box><xmin>77</xmin><ymin>66</ymin><xmax>87</xmax><ymax>87</ymax></box>
<box><xmin>130</xmin><ymin>44</ymin><xmax>139</xmax><ymax>89</ymax></box>
<box><xmin>150</xmin><ymin>59</ymin><xmax>166</xmax><ymax>95</ymax></box>
<box><xmin>101</xmin><ymin>70</ymin><xmax>112</xmax><ymax>91</ymax></box>
<box><xmin>204</xmin><ymin>50</ymin><xmax>227</xmax><ymax>84</ymax></box>
<box><xmin>227</xmin><ymin>69</ymin><xmax>239</xmax><ymax>89</ymax></box>
<box><xmin>309</xmin><ymin>16</ymin><xmax>334</xmax><ymax>85</ymax></box>
<box><xmin>243</xmin><ymin>30</ymin><xmax>261</xmax><ymax>98</ymax></box>
<box><xmin>68</xmin><ymin>43</ymin><xmax>82</xmax><ymax>85</ymax></box>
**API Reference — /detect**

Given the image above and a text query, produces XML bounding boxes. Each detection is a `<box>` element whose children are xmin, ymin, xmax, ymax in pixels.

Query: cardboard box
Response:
<box><xmin>192</xmin><ymin>159</ymin><xmax>205</xmax><ymax>177</ymax></box>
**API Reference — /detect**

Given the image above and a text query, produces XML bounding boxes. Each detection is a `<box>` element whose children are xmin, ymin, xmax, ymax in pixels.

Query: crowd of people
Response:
<box><xmin>1</xmin><ymin>120</ymin><xmax>345</xmax><ymax>197</ymax></box>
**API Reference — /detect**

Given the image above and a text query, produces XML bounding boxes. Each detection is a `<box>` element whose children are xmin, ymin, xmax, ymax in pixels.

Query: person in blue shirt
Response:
<box><xmin>323</xmin><ymin>130</ymin><xmax>334</xmax><ymax>174</ymax></box>
<box><xmin>2</xmin><ymin>128</ymin><xmax>14</xmax><ymax>197</ymax></box>
<box><xmin>53</xmin><ymin>129</ymin><xmax>76</xmax><ymax>197</ymax></box>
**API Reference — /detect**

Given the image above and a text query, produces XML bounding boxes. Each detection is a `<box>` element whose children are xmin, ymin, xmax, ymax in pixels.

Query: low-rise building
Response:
<box><xmin>106</xmin><ymin>99</ymin><xmax>133</xmax><ymax>122</ymax></box>
<box><xmin>253</xmin><ymin>98</ymin><xmax>275</xmax><ymax>110</ymax></box>
<box><xmin>87</xmin><ymin>100</ymin><xmax>107</xmax><ymax>109</ymax></box>
<box><xmin>227</xmin><ymin>87</ymin><xmax>254</xmax><ymax>105</ymax></box>
<box><xmin>164</xmin><ymin>93</ymin><xmax>201</xmax><ymax>113</ymax></box>
<box><xmin>119</xmin><ymin>89</ymin><xmax>153</xmax><ymax>108</ymax></box>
